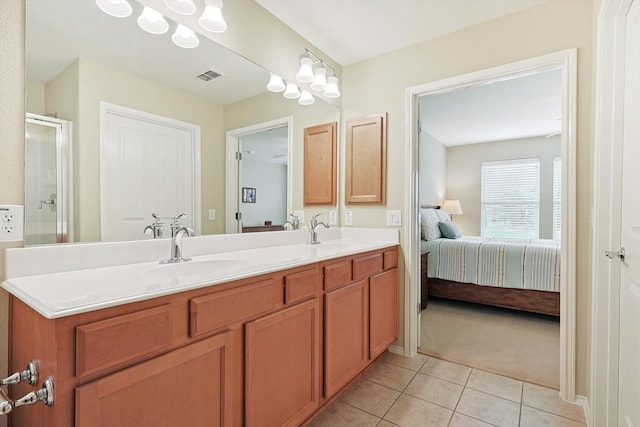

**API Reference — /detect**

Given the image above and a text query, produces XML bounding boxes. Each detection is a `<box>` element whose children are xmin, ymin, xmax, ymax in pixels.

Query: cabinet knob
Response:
<box><xmin>0</xmin><ymin>360</ymin><xmax>38</xmax><ymax>386</ymax></box>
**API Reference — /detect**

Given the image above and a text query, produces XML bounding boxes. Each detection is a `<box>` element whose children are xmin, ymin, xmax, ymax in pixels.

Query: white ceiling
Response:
<box><xmin>255</xmin><ymin>0</ymin><xmax>549</xmax><ymax>66</ymax></box>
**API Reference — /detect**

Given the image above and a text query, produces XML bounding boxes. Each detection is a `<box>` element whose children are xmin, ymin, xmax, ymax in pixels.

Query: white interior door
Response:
<box><xmin>619</xmin><ymin>1</ymin><xmax>640</xmax><ymax>424</ymax></box>
<box><xmin>100</xmin><ymin>103</ymin><xmax>200</xmax><ymax>241</ymax></box>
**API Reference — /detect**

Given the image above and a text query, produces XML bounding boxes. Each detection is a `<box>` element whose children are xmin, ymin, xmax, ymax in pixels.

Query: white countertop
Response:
<box><xmin>2</xmin><ymin>228</ymin><xmax>398</xmax><ymax>319</ymax></box>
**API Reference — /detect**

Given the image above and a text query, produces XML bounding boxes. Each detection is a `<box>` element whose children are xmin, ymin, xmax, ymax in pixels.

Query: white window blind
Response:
<box><xmin>481</xmin><ymin>158</ymin><xmax>540</xmax><ymax>239</ymax></box>
<box><xmin>553</xmin><ymin>157</ymin><xmax>562</xmax><ymax>241</ymax></box>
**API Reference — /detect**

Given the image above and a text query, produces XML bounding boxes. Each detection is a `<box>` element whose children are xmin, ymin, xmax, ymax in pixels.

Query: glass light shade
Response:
<box><xmin>199</xmin><ymin>0</ymin><xmax>227</xmax><ymax>32</ymax></box>
<box><xmin>267</xmin><ymin>73</ymin><xmax>286</xmax><ymax>92</ymax></box>
<box><xmin>95</xmin><ymin>0</ymin><xmax>132</xmax><ymax>18</ymax></box>
<box><xmin>164</xmin><ymin>0</ymin><xmax>197</xmax><ymax>15</ymax></box>
<box><xmin>310</xmin><ymin>67</ymin><xmax>327</xmax><ymax>91</ymax></box>
<box><xmin>298</xmin><ymin>90</ymin><xmax>315</xmax><ymax>106</ymax></box>
<box><xmin>323</xmin><ymin>76</ymin><xmax>341</xmax><ymax>98</ymax></box>
<box><xmin>137</xmin><ymin>7</ymin><xmax>169</xmax><ymax>34</ymax></box>
<box><xmin>283</xmin><ymin>82</ymin><xmax>301</xmax><ymax>99</ymax></box>
<box><xmin>296</xmin><ymin>57</ymin><xmax>314</xmax><ymax>83</ymax></box>
<box><xmin>442</xmin><ymin>200</ymin><xmax>463</xmax><ymax>215</ymax></box>
<box><xmin>172</xmin><ymin>24</ymin><xmax>200</xmax><ymax>48</ymax></box>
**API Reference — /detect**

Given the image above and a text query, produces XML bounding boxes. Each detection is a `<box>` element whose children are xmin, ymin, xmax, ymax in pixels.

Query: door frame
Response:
<box><xmin>99</xmin><ymin>101</ymin><xmax>202</xmax><ymax>237</ymax></box>
<box><xmin>591</xmin><ymin>0</ymin><xmax>633</xmax><ymax>425</ymax></box>
<box><xmin>225</xmin><ymin>116</ymin><xmax>293</xmax><ymax>234</ymax></box>
<box><xmin>404</xmin><ymin>49</ymin><xmax>578</xmax><ymax>401</ymax></box>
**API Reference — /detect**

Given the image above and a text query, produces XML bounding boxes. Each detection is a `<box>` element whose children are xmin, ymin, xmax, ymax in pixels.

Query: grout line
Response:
<box><xmin>521</xmin><ymin>404</ymin><xmax>587</xmax><ymax>424</ymax></box>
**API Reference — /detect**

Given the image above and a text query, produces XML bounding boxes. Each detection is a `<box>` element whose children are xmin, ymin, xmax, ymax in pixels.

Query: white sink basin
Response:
<box><xmin>142</xmin><ymin>259</ymin><xmax>245</xmax><ymax>281</ymax></box>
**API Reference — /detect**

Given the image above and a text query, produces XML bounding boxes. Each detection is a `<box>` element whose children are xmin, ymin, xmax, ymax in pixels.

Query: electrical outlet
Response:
<box><xmin>0</xmin><ymin>205</ymin><xmax>24</xmax><ymax>242</ymax></box>
<box><xmin>208</xmin><ymin>209</ymin><xmax>216</xmax><ymax>220</ymax></box>
<box><xmin>329</xmin><ymin>210</ymin><xmax>337</xmax><ymax>226</ymax></box>
<box><xmin>344</xmin><ymin>211</ymin><xmax>353</xmax><ymax>226</ymax></box>
<box><xmin>386</xmin><ymin>210</ymin><xmax>401</xmax><ymax>226</ymax></box>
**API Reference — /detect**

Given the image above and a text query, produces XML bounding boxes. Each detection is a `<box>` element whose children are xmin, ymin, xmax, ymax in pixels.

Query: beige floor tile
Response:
<box><xmin>466</xmin><ymin>369</ymin><xmax>523</xmax><ymax>402</ymax></box>
<box><xmin>383</xmin><ymin>394</ymin><xmax>452</xmax><ymax>427</ymax></box>
<box><xmin>376</xmin><ymin>420</ymin><xmax>399</xmax><ymax>427</ymax></box>
<box><xmin>404</xmin><ymin>372</ymin><xmax>463</xmax><ymax>410</ymax></box>
<box><xmin>307</xmin><ymin>401</ymin><xmax>380</xmax><ymax>427</ymax></box>
<box><xmin>380</xmin><ymin>351</ymin><xmax>430</xmax><ymax>371</ymax></box>
<box><xmin>520</xmin><ymin>405</ymin><xmax>587</xmax><ymax>427</ymax></box>
<box><xmin>364</xmin><ymin>361</ymin><xmax>417</xmax><ymax>391</ymax></box>
<box><xmin>522</xmin><ymin>383</ymin><xmax>585</xmax><ymax>422</ymax></box>
<box><xmin>338</xmin><ymin>378</ymin><xmax>401</xmax><ymax>418</ymax></box>
<box><xmin>448</xmin><ymin>413</ymin><xmax>496</xmax><ymax>427</ymax></box>
<box><xmin>419</xmin><ymin>358</ymin><xmax>471</xmax><ymax>385</ymax></box>
<box><xmin>456</xmin><ymin>388</ymin><xmax>520</xmax><ymax>427</ymax></box>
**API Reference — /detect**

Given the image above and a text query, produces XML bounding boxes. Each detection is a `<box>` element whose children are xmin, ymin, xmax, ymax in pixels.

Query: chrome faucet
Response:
<box><xmin>143</xmin><ymin>213</ymin><xmax>165</xmax><ymax>238</ymax></box>
<box><xmin>170</xmin><ymin>213</ymin><xmax>188</xmax><ymax>237</ymax></box>
<box><xmin>308</xmin><ymin>214</ymin><xmax>329</xmax><ymax>245</ymax></box>
<box><xmin>284</xmin><ymin>213</ymin><xmax>302</xmax><ymax>230</ymax></box>
<box><xmin>161</xmin><ymin>226</ymin><xmax>194</xmax><ymax>264</ymax></box>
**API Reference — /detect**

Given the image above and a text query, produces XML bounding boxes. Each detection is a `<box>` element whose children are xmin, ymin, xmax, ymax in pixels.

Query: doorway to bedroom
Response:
<box><xmin>407</xmin><ymin>50</ymin><xmax>577</xmax><ymax>399</ymax></box>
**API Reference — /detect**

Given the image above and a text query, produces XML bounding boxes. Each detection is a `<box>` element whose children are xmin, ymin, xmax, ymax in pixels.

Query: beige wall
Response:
<box><xmin>446</xmin><ymin>136</ymin><xmax>561</xmax><ymax>238</ymax></box>
<box><xmin>419</xmin><ymin>132</ymin><xmax>447</xmax><ymax>206</ymax></box>
<box><xmin>342</xmin><ymin>0</ymin><xmax>594</xmax><ymax>396</ymax></box>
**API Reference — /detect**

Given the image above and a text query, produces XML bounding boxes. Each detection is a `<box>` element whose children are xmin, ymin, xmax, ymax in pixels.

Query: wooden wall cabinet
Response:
<box><xmin>345</xmin><ymin>113</ymin><xmax>387</xmax><ymax>204</ymax></box>
<box><xmin>304</xmin><ymin>122</ymin><xmax>337</xmax><ymax>205</ymax></box>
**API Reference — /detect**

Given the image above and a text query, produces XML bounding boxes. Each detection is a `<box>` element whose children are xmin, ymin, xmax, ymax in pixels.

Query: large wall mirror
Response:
<box><xmin>26</xmin><ymin>0</ymin><xmax>340</xmax><ymax>245</ymax></box>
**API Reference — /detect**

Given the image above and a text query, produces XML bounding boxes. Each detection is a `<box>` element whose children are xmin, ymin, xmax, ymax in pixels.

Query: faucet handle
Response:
<box><xmin>173</xmin><ymin>213</ymin><xmax>187</xmax><ymax>224</ymax></box>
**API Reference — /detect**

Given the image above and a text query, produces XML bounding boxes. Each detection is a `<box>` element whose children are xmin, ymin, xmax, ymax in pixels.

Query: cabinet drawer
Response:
<box><xmin>76</xmin><ymin>304</ymin><xmax>172</xmax><ymax>378</ymax></box>
<box><xmin>384</xmin><ymin>249</ymin><xmax>398</xmax><ymax>270</ymax></box>
<box><xmin>190</xmin><ymin>277</ymin><xmax>283</xmax><ymax>337</ymax></box>
<box><xmin>352</xmin><ymin>253</ymin><xmax>383</xmax><ymax>280</ymax></box>
<box><xmin>285</xmin><ymin>268</ymin><xmax>320</xmax><ymax>304</ymax></box>
<box><xmin>323</xmin><ymin>260</ymin><xmax>352</xmax><ymax>291</ymax></box>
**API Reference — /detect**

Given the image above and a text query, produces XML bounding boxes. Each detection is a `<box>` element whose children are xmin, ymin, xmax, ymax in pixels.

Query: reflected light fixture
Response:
<box><xmin>310</xmin><ymin>66</ymin><xmax>327</xmax><ymax>91</ymax></box>
<box><xmin>323</xmin><ymin>75</ymin><xmax>340</xmax><ymax>98</ymax></box>
<box><xmin>199</xmin><ymin>0</ymin><xmax>227</xmax><ymax>33</ymax></box>
<box><xmin>442</xmin><ymin>199</ymin><xmax>463</xmax><ymax>220</ymax></box>
<box><xmin>296</xmin><ymin>56</ymin><xmax>314</xmax><ymax>83</ymax></box>
<box><xmin>164</xmin><ymin>0</ymin><xmax>197</xmax><ymax>15</ymax></box>
<box><xmin>267</xmin><ymin>73</ymin><xmax>286</xmax><ymax>92</ymax></box>
<box><xmin>298</xmin><ymin>90</ymin><xmax>315</xmax><ymax>106</ymax></box>
<box><xmin>137</xmin><ymin>6</ymin><xmax>169</xmax><ymax>34</ymax></box>
<box><xmin>95</xmin><ymin>0</ymin><xmax>132</xmax><ymax>18</ymax></box>
<box><xmin>172</xmin><ymin>24</ymin><xmax>200</xmax><ymax>48</ymax></box>
<box><xmin>283</xmin><ymin>82</ymin><xmax>301</xmax><ymax>99</ymax></box>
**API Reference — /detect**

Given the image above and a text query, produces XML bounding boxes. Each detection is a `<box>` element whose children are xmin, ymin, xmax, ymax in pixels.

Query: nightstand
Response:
<box><xmin>420</xmin><ymin>251</ymin><xmax>429</xmax><ymax>310</ymax></box>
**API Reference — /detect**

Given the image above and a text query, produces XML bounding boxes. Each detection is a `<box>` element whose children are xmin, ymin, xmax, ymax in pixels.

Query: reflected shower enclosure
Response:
<box><xmin>25</xmin><ymin>113</ymin><xmax>73</xmax><ymax>245</ymax></box>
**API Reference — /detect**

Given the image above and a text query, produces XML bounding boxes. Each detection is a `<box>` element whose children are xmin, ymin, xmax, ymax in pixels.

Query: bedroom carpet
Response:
<box><xmin>419</xmin><ymin>297</ymin><xmax>560</xmax><ymax>390</ymax></box>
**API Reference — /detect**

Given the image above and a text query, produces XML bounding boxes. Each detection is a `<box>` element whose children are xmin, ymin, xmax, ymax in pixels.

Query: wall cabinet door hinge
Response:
<box><xmin>235</xmin><ymin>151</ymin><xmax>242</xmax><ymax>160</ymax></box>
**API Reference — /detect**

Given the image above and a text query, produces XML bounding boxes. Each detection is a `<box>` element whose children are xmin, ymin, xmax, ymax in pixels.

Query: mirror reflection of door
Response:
<box><xmin>237</xmin><ymin>126</ymin><xmax>289</xmax><ymax>233</ymax></box>
<box><xmin>24</xmin><ymin>113</ymin><xmax>72</xmax><ymax>245</ymax></box>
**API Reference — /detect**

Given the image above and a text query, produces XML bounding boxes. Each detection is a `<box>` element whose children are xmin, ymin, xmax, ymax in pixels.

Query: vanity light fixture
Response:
<box><xmin>310</xmin><ymin>66</ymin><xmax>327</xmax><ymax>91</ymax></box>
<box><xmin>298</xmin><ymin>90</ymin><xmax>315</xmax><ymax>106</ymax></box>
<box><xmin>199</xmin><ymin>0</ymin><xmax>227</xmax><ymax>33</ymax></box>
<box><xmin>172</xmin><ymin>24</ymin><xmax>200</xmax><ymax>48</ymax></box>
<box><xmin>296</xmin><ymin>55</ymin><xmax>315</xmax><ymax>83</ymax></box>
<box><xmin>95</xmin><ymin>0</ymin><xmax>132</xmax><ymax>18</ymax></box>
<box><xmin>137</xmin><ymin>6</ymin><xmax>169</xmax><ymax>34</ymax></box>
<box><xmin>164</xmin><ymin>0</ymin><xmax>197</xmax><ymax>15</ymax></box>
<box><xmin>323</xmin><ymin>75</ymin><xmax>341</xmax><ymax>98</ymax></box>
<box><xmin>283</xmin><ymin>82</ymin><xmax>301</xmax><ymax>99</ymax></box>
<box><xmin>267</xmin><ymin>73</ymin><xmax>286</xmax><ymax>92</ymax></box>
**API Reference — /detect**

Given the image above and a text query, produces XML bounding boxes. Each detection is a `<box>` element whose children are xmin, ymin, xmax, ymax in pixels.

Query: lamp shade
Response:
<box><xmin>310</xmin><ymin>67</ymin><xmax>327</xmax><ymax>91</ymax></box>
<box><xmin>442</xmin><ymin>200</ymin><xmax>463</xmax><ymax>216</ymax></box>
<box><xmin>137</xmin><ymin>7</ymin><xmax>169</xmax><ymax>34</ymax></box>
<box><xmin>172</xmin><ymin>24</ymin><xmax>200</xmax><ymax>48</ymax></box>
<box><xmin>283</xmin><ymin>82</ymin><xmax>301</xmax><ymax>99</ymax></box>
<box><xmin>164</xmin><ymin>0</ymin><xmax>197</xmax><ymax>15</ymax></box>
<box><xmin>199</xmin><ymin>0</ymin><xmax>227</xmax><ymax>33</ymax></box>
<box><xmin>267</xmin><ymin>73</ymin><xmax>286</xmax><ymax>92</ymax></box>
<box><xmin>323</xmin><ymin>76</ymin><xmax>340</xmax><ymax>98</ymax></box>
<box><xmin>298</xmin><ymin>90</ymin><xmax>315</xmax><ymax>106</ymax></box>
<box><xmin>95</xmin><ymin>0</ymin><xmax>132</xmax><ymax>18</ymax></box>
<box><xmin>296</xmin><ymin>57</ymin><xmax>314</xmax><ymax>82</ymax></box>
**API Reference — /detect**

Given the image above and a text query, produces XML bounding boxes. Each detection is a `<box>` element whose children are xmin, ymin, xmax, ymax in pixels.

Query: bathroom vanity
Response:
<box><xmin>2</xmin><ymin>228</ymin><xmax>399</xmax><ymax>426</ymax></box>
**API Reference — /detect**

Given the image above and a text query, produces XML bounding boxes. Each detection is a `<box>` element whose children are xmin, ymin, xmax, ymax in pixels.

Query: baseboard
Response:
<box><xmin>387</xmin><ymin>344</ymin><xmax>405</xmax><ymax>356</ymax></box>
<box><xmin>575</xmin><ymin>395</ymin><xmax>591</xmax><ymax>427</ymax></box>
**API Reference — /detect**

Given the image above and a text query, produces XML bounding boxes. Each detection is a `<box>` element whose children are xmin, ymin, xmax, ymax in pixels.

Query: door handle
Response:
<box><xmin>605</xmin><ymin>247</ymin><xmax>625</xmax><ymax>260</ymax></box>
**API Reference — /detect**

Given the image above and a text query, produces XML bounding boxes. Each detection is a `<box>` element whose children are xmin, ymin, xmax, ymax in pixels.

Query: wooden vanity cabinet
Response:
<box><xmin>8</xmin><ymin>247</ymin><xmax>397</xmax><ymax>427</ymax></box>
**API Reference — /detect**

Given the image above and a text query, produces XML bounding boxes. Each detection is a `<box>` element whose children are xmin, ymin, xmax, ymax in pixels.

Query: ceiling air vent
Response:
<box><xmin>196</xmin><ymin>69</ymin><xmax>223</xmax><ymax>82</ymax></box>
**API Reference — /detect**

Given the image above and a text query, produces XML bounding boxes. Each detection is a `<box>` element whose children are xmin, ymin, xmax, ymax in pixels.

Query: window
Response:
<box><xmin>553</xmin><ymin>157</ymin><xmax>562</xmax><ymax>241</ymax></box>
<box><xmin>481</xmin><ymin>158</ymin><xmax>540</xmax><ymax>239</ymax></box>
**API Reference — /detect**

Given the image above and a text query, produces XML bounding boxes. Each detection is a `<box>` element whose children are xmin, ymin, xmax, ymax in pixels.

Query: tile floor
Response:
<box><xmin>309</xmin><ymin>352</ymin><xmax>586</xmax><ymax>427</ymax></box>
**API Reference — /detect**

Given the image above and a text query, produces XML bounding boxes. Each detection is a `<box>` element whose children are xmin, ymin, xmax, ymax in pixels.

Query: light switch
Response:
<box><xmin>293</xmin><ymin>210</ymin><xmax>305</xmax><ymax>223</ymax></box>
<box><xmin>386</xmin><ymin>210</ymin><xmax>401</xmax><ymax>226</ymax></box>
<box><xmin>329</xmin><ymin>211</ymin><xmax>337</xmax><ymax>225</ymax></box>
<box><xmin>208</xmin><ymin>209</ymin><xmax>216</xmax><ymax>220</ymax></box>
<box><xmin>344</xmin><ymin>211</ymin><xmax>353</xmax><ymax>226</ymax></box>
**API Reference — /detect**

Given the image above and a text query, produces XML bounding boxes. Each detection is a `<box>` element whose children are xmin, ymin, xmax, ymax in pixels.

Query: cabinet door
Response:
<box><xmin>245</xmin><ymin>299</ymin><xmax>321</xmax><ymax>427</ymax></box>
<box><xmin>75</xmin><ymin>332</ymin><xmax>234</xmax><ymax>427</ymax></box>
<box><xmin>304</xmin><ymin>122</ymin><xmax>337</xmax><ymax>205</ymax></box>
<box><xmin>369</xmin><ymin>269</ymin><xmax>398</xmax><ymax>359</ymax></box>
<box><xmin>324</xmin><ymin>279</ymin><xmax>368</xmax><ymax>397</ymax></box>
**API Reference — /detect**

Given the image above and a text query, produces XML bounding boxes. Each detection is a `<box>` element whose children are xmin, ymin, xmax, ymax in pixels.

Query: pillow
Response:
<box><xmin>420</xmin><ymin>209</ymin><xmax>442</xmax><ymax>240</ymax></box>
<box><xmin>438</xmin><ymin>221</ymin><xmax>461</xmax><ymax>239</ymax></box>
<box><xmin>434</xmin><ymin>209</ymin><xmax>451</xmax><ymax>223</ymax></box>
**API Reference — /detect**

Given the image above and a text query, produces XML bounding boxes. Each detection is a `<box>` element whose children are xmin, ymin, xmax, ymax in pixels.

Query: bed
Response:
<box><xmin>420</xmin><ymin>207</ymin><xmax>560</xmax><ymax>316</ymax></box>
